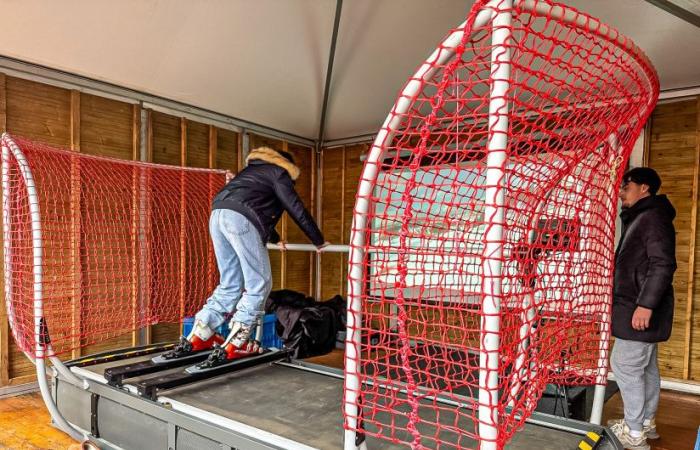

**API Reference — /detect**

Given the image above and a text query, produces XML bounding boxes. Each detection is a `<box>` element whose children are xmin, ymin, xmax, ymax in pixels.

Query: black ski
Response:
<box><xmin>104</xmin><ymin>350</ymin><xmax>213</xmax><ymax>387</ymax></box>
<box><xmin>135</xmin><ymin>348</ymin><xmax>292</xmax><ymax>400</ymax></box>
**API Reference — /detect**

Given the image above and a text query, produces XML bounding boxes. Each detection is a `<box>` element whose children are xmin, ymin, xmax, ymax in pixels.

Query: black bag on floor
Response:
<box><xmin>265</xmin><ymin>289</ymin><xmax>345</xmax><ymax>359</ymax></box>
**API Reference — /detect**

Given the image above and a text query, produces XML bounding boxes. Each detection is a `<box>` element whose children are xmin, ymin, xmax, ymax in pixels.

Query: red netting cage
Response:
<box><xmin>1</xmin><ymin>135</ymin><xmax>224</xmax><ymax>359</ymax></box>
<box><xmin>343</xmin><ymin>1</ymin><xmax>658</xmax><ymax>449</ymax></box>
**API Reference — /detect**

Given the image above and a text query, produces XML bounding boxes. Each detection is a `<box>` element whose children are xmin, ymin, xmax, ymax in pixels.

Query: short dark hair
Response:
<box><xmin>622</xmin><ymin>167</ymin><xmax>661</xmax><ymax>194</ymax></box>
<box><xmin>278</xmin><ymin>150</ymin><xmax>295</xmax><ymax>165</ymax></box>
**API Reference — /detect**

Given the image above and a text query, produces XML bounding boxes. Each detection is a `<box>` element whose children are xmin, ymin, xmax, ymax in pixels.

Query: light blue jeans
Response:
<box><xmin>194</xmin><ymin>209</ymin><xmax>272</xmax><ymax>328</ymax></box>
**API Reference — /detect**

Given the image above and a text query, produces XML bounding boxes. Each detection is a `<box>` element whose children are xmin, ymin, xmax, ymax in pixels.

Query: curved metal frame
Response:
<box><xmin>1</xmin><ymin>133</ymin><xmax>86</xmax><ymax>441</ymax></box>
<box><xmin>342</xmin><ymin>1</ymin><xmax>658</xmax><ymax>448</ymax></box>
<box><xmin>0</xmin><ymin>1</ymin><xmax>658</xmax><ymax>448</ymax></box>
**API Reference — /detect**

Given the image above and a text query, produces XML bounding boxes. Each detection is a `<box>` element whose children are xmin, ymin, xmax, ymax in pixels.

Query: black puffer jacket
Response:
<box><xmin>612</xmin><ymin>194</ymin><xmax>676</xmax><ymax>342</ymax></box>
<box><xmin>212</xmin><ymin>147</ymin><xmax>324</xmax><ymax>246</ymax></box>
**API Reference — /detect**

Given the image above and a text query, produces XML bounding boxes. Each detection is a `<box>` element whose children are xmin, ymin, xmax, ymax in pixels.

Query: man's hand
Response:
<box><xmin>316</xmin><ymin>241</ymin><xmax>331</xmax><ymax>253</ymax></box>
<box><xmin>225</xmin><ymin>170</ymin><xmax>234</xmax><ymax>183</ymax></box>
<box><xmin>277</xmin><ymin>241</ymin><xmax>287</xmax><ymax>251</ymax></box>
<box><xmin>632</xmin><ymin>306</ymin><xmax>652</xmax><ymax>331</ymax></box>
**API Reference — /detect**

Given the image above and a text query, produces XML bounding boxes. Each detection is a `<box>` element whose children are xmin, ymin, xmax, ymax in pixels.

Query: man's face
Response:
<box><xmin>619</xmin><ymin>180</ymin><xmax>649</xmax><ymax>208</ymax></box>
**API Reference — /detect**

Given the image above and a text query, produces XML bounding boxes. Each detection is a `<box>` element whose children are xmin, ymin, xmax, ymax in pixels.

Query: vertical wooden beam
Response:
<box><xmin>310</xmin><ymin>148</ymin><xmax>317</xmax><ymax>296</ymax></box>
<box><xmin>70</xmin><ymin>91</ymin><xmax>80</xmax><ymax>150</ymax></box>
<box><xmin>0</xmin><ymin>73</ymin><xmax>8</xmax><ymax>386</ymax></box>
<box><xmin>643</xmin><ymin>118</ymin><xmax>652</xmax><ymax>167</ymax></box>
<box><xmin>207</xmin><ymin>126</ymin><xmax>218</xmax><ymax>295</ymax></box>
<box><xmin>143</xmin><ymin>110</ymin><xmax>153</xmax><ymax>344</ymax></box>
<box><xmin>683</xmin><ymin>97</ymin><xmax>700</xmax><ymax>379</ymax></box>
<box><xmin>237</xmin><ymin>132</ymin><xmax>243</xmax><ymax>173</ymax></box>
<box><xmin>315</xmin><ymin>148</ymin><xmax>324</xmax><ymax>300</ymax></box>
<box><xmin>130</xmin><ymin>104</ymin><xmax>141</xmax><ymax>346</ymax></box>
<box><xmin>70</xmin><ymin>91</ymin><xmax>82</xmax><ymax>358</ymax></box>
<box><xmin>0</xmin><ymin>73</ymin><xmax>6</xmax><ymax>133</ymax></box>
<box><xmin>179</xmin><ymin>118</ymin><xmax>187</xmax><ymax>321</ymax></box>
<box><xmin>280</xmin><ymin>141</ymin><xmax>288</xmax><ymax>289</ymax></box>
<box><xmin>340</xmin><ymin>145</ymin><xmax>346</xmax><ymax>297</ymax></box>
<box><xmin>208</xmin><ymin>125</ymin><xmax>217</xmax><ymax>170</ymax></box>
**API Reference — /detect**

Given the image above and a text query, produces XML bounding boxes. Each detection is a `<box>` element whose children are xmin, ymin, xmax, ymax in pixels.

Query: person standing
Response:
<box><xmin>165</xmin><ymin>146</ymin><xmax>328</xmax><ymax>363</ymax></box>
<box><xmin>609</xmin><ymin>167</ymin><xmax>676</xmax><ymax>450</ymax></box>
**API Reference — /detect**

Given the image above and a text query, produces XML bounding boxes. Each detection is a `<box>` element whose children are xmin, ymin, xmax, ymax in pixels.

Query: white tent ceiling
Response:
<box><xmin>0</xmin><ymin>0</ymin><xmax>698</xmax><ymax>141</ymax></box>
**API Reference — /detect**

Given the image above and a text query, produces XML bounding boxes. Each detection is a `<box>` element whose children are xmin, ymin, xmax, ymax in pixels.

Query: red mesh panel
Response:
<box><xmin>344</xmin><ymin>0</ymin><xmax>658</xmax><ymax>449</ymax></box>
<box><xmin>2</xmin><ymin>136</ymin><xmax>224</xmax><ymax>356</ymax></box>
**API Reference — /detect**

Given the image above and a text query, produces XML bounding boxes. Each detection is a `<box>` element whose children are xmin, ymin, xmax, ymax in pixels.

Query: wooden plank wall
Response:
<box><xmin>646</xmin><ymin>97</ymin><xmax>700</xmax><ymax>381</ymax></box>
<box><xmin>2</xmin><ymin>76</ymin><xmax>72</xmax><ymax>386</ymax></box>
<box><xmin>145</xmin><ymin>114</ymin><xmax>244</xmax><ymax>344</ymax></box>
<box><xmin>0</xmin><ymin>74</ymin><xmax>246</xmax><ymax>386</ymax></box>
<box><xmin>319</xmin><ymin>144</ymin><xmax>369</xmax><ymax>300</ymax></box>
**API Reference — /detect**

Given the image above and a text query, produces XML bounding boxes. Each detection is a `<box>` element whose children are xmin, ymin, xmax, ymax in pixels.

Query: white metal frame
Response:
<box><xmin>341</xmin><ymin>1</ymin><xmax>658</xmax><ymax>449</ymax></box>
<box><xmin>1</xmin><ymin>133</ymin><xmax>87</xmax><ymax>441</ymax></box>
<box><xmin>0</xmin><ymin>2</ymin><xmax>658</xmax><ymax>448</ymax></box>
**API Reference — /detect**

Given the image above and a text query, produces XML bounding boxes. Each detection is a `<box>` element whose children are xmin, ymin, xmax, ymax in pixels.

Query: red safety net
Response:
<box><xmin>344</xmin><ymin>0</ymin><xmax>658</xmax><ymax>449</ymax></box>
<box><xmin>2</xmin><ymin>135</ymin><xmax>224</xmax><ymax>356</ymax></box>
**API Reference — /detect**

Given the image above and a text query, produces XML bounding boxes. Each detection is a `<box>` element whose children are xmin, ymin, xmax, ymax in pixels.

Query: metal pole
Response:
<box><xmin>316</xmin><ymin>0</ymin><xmax>344</xmax><ymax>148</ymax></box>
<box><xmin>589</xmin><ymin>133</ymin><xmax>622</xmax><ymax>425</ymax></box>
<box><xmin>267</xmin><ymin>243</ymin><xmax>349</xmax><ymax>253</ymax></box>
<box><xmin>1</xmin><ymin>134</ymin><xmax>85</xmax><ymax>441</ymax></box>
<box><xmin>341</xmin><ymin>3</ymin><xmax>501</xmax><ymax>448</ymax></box>
<box><xmin>479</xmin><ymin>2</ymin><xmax>513</xmax><ymax>449</ymax></box>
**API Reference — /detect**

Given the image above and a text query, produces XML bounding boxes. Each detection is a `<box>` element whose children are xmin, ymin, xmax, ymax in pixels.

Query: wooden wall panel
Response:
<box><xmin>186</xmin><ymin>120</ymin><xmax>209</xmax><ymax>168</ymax></box>
<box><xmin>285</xmin><ymin>143</ymin><xmax>314</xmax><ymax>296</ymax></box>
<box><xmin>5</xmin><ymin>77</ymin><xmax>71</xmax><ymax>147</ymax></box>
<box><xmin>79</xmin><ymin>94</ymin><xmax>136</xmax><ymax>356</ymax></box>
<box><xmin>5</xmin><ymin>77</ymin><xmax>73</xmax><ymax>380</ymax></box>
<box><xmin>690</xmin><ymin>98</ymin><xmax>700</xmax><ymax>381</ymax></box>
<box><xmin>341</xmin><ymin>144</ymin><xmax>368</xmax><ymax>297</ymax></box>
<box><xmin>320</xmin><ymin>149</ymin><xmax>344</xmax><ymax>300</ymax></box>
<box><xmin>80</xmin><ymin>93</ymin><xmax>133</xmax><ymax>159</ymax></box>
<box><xmin>318</xmin><ymin>144</ymin><xmax>368</xmax><ymax>300</ymax></box>
<box><xmin>150</xmin><ymin>111</ymin><xmax>183</xmax><ymax>342</ymax></box>
<box><xmin>0</xmin><ymin>75</ymin><xmax>319</xmax><ymax>385</ymax></box>
<box><xmin>151</xmin><ymin>111</ymin><xmax>181</xmax><ymax>165</ymax></box>
<box><xmin>647</xmin><ymin>99</ymin><xmax>699</xmax><ymax>379</ymax></box>
<box><xmin>216</xmin><ymin>128</ymin><xmax>239</xmax><ymax>173</ymax></box>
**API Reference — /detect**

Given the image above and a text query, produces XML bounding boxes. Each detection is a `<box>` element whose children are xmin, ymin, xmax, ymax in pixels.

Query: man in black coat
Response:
<box><xmin>166</xmin><ymin>147</ymin><xmax>328</xmax><ymax>363</ymax></box>
<box><xmin>608</xmin><ymin>167</ymin><xmax>676</xmax><ymax>450</ymax></box>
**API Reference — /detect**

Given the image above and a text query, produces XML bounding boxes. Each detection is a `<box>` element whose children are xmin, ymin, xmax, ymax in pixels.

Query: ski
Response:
<box><xmin>135</xmin><ymin>348</ymin><xmax>292</xmax><ymax>400</ymax></box>
<box><xmin>104</xmin><ymin>350</ymin><xmax>213</xmax><ymax>387</ymax></box>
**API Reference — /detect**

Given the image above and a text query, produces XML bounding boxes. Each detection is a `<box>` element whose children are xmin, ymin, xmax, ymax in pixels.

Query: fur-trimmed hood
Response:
<box><xmin>246</xmin><ymin>147</ymin><xmax>300</xmax><ymax>180</ymax></box>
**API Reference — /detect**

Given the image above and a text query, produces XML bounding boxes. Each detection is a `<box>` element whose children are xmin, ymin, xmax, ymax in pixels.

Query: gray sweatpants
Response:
<box><xmin>610</xmin><ymin>338</ymin><xmax>660</xmax><ymax>431</ymax></box>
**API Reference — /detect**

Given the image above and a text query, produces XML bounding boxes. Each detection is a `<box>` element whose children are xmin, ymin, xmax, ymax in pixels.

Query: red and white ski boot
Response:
<box><xmin>155</xmin><ymin>320</ymin><xmax>224</xmax><ymax>362</ymax></box>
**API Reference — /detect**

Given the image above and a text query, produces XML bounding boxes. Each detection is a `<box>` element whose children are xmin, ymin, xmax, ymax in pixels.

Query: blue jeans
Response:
<box><xmin>194</xmin><ymin>209</ymin><xmax>272</xmax><ymax>328</ymax></box>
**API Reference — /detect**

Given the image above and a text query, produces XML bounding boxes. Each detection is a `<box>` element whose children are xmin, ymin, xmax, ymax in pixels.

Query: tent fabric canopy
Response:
<box><xmin>0</xmin><ymin>0</ymin><xmax>697</xmax><ymax>141</ymax></box>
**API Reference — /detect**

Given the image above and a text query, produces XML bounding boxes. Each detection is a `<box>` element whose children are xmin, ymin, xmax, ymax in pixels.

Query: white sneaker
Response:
<box><xmin>607</xmin><ymin>418</ymin><xmax>659</xmax><ymax>440</ymax></box>
<box><xmin>609</xmin><ymin>421</ymin><xmax>650</xmax><ymax>450</ymax></box>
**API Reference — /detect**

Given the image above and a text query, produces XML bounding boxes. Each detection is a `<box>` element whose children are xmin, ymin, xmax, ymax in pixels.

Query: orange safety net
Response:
<box><xmin>2</xmin><ymin>135</ymin><xmax>224</xmax><ymax>356</ymax></box>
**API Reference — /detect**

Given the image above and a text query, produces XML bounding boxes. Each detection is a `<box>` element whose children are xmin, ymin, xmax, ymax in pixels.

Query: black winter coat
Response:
<box><xmin>612</xmin><ymin>194</ymin><xmax>676</xmax><ymax>342</ymax></box>
<box><xmin>212</xmin><ymin>147</ymin><xmax>324</xmax><ymax>246</ymax></box>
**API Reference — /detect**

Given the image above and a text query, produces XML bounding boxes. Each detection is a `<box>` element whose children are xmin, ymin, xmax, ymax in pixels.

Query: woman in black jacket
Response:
<box><xmin>167</xmin><ymin>147</ymin><xmax>327</xmax><ymax>364</ymax></box>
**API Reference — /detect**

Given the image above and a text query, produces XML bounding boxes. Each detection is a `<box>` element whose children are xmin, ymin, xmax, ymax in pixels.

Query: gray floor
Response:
<box><xmin>87</xmin><ymin>354</ymin><xmax>592</xmax><ymax>449</ymax></box>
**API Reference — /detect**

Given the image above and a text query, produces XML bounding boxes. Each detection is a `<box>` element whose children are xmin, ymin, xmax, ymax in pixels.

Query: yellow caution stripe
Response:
<box><xmin>576</xmin><ymin>430</ymin><xmax>602</xmax><ymax>450</ymax></box>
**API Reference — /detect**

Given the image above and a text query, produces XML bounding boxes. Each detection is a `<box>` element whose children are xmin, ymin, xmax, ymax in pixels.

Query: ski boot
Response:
<box><xmin>154</xmin><ymin>320</ymin><xmax>224</xmax><ymax>363</ymax></box>
<box><xmin>188</xmin><ymin>321</ymin><xmax>262</xmax><ymax>372</ymax></box>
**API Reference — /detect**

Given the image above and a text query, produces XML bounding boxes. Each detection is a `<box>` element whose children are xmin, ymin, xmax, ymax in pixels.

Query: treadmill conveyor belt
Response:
<box><xmin>82</xmin><ymin>354</ymin><xmax>596</xmax><ymax>449</ymax></box>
